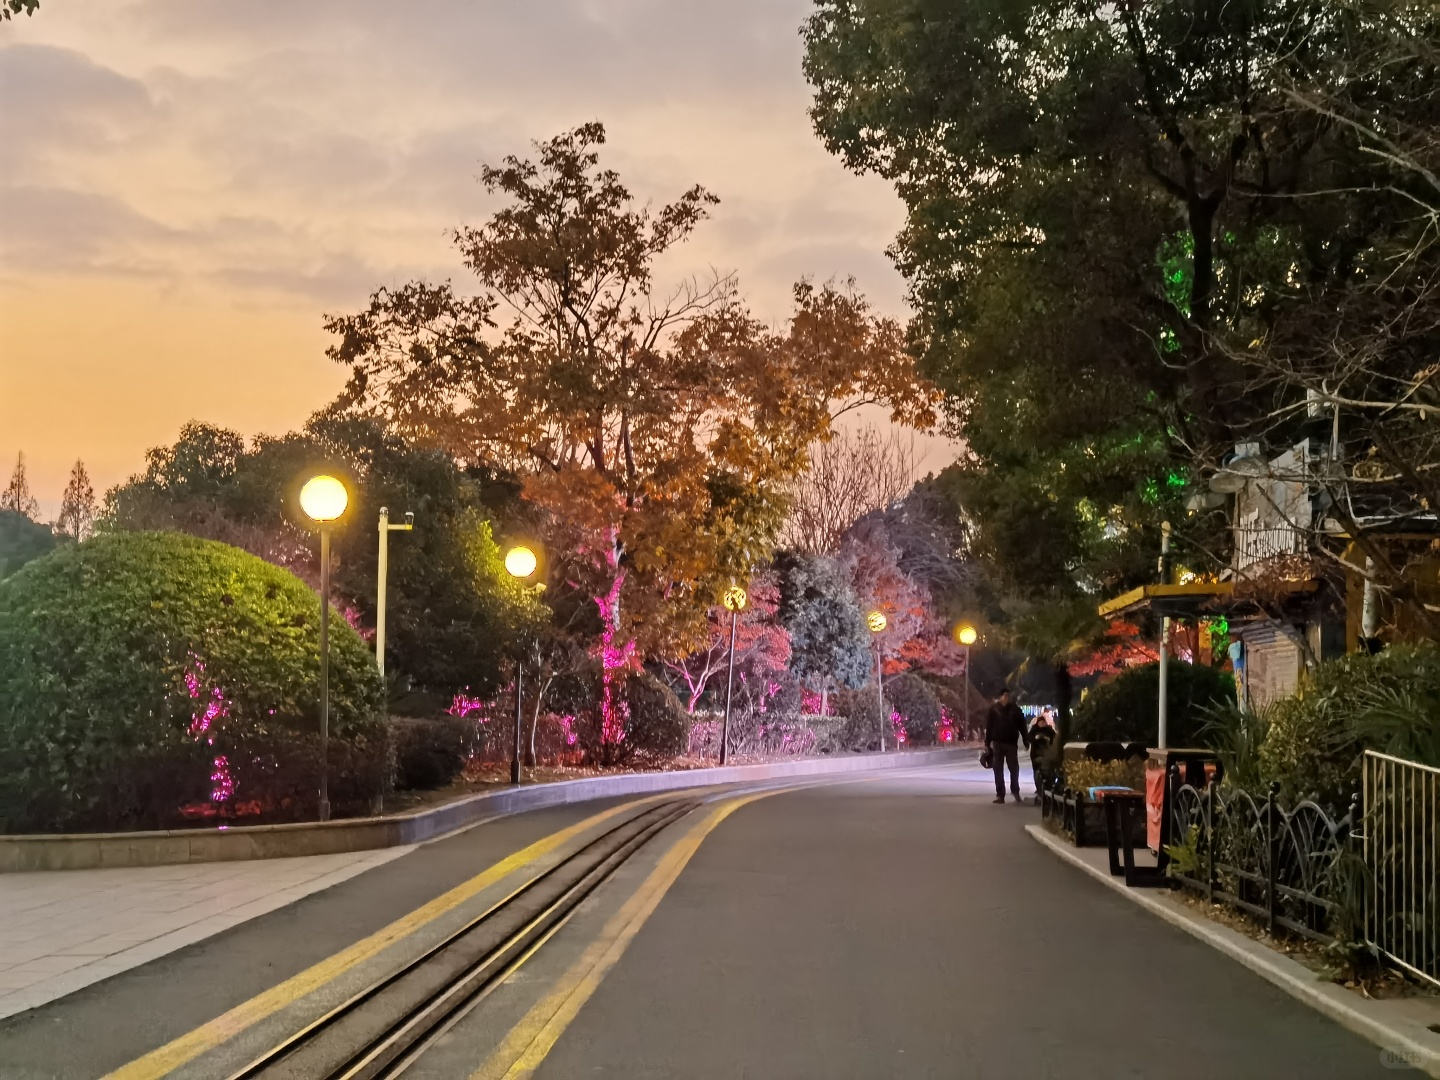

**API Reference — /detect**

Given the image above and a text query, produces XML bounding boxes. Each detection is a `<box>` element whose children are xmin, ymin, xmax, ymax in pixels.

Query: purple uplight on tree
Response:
<box><xmin>594</xmin><ymin>547</ymin><xmax>635</xmax><ymax>755</ymax></box>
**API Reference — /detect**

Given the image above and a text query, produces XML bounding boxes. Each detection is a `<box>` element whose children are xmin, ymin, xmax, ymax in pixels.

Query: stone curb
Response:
<box><xmin>0</xmin><ymin>747</ymin><xmax>976</xmax><ymax>872</ymax></box>
<box><xmin>1025</xmin><ymin>823</ymin><xmax>1440</xmax><ymax>1078</ymax></box>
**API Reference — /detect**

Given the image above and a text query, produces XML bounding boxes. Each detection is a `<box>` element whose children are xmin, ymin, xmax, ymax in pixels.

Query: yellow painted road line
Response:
<box><xmin>472</xmin><ymin>787</ymin><xmax>784</xmax><ymax>1080</ymax></box>
<box><xmin>104</xmin><ymin>797</ymin><xmax>657</xmax><ymax>1080</ymax></box>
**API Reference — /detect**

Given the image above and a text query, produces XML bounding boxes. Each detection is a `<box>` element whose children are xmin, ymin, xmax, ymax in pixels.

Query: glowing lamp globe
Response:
<box><xmin>722</xmin><ymin>585</ymin><xmax>748</xmax><ymax>612</ymax></box>
<box><xmin>299</xmin><ymin>475</ymin><xmax>348</xmax><ymax>522</ymax></box>
<box><xmin>505</xmin><ymin>545</ymin><xmax>538</xmax><ymax>579</ymax></box>
<box><xmin>955</xmin><ymin>624</ymin><xmax>979</xmax><ymax>647</ymax></box>
<box><xmin>866</xmin><ymin>610</ymin><xmax>887</xmax><ymax>634</ymax></box>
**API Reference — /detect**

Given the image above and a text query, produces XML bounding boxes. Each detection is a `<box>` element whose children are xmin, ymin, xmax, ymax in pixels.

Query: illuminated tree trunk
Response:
<box><xmin>595</xmin><ymin>533</ymin><xmax>634</xmax><ymax>765</ymax></box>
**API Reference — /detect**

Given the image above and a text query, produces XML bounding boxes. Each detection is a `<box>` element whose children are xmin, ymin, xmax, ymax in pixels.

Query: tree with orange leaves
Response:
<box><xmin>325</xmin><ymin>123</ymin><xmax>936</xmax><ymax>742</ymax></box>
<box><xmin>839</xmin><ymin>517</ymin><xmax>964</xmax><ymax>678</ymax></box>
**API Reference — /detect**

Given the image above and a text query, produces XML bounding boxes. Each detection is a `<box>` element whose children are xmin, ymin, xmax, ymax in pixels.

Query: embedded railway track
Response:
<box><xmin>225</xmin><ymin>798</ymin><xmax>700</xmax><ymax>1080</ymax></box>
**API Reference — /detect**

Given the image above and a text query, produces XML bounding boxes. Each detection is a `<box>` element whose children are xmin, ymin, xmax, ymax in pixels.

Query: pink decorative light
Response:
<box><xmin>184</xmin><ymin>654</ymin><xmax>229</xmax><ymax>737</ymax></box>
<box><xmin>181</xmin><ymin>654</ymin><xmax>238</xmax><ymax>808</ymax></box>
<box><xmin>448</xmin><ymin>690</ymin><xmax>490</xmax><ymax>720</ymax></box>
<box><xmin>594</xmin><ymin>548</ymin><xmax>634</xmax><ymax>748</ymax></box>
<box><xmin>800</xmin><ymin>687</ymin><xmax>831</xmax><ymax>716</ymax></box>
<box><xmin>889</xmin><ymin>709</ymin><xmax>908</xmax><ymax>745</ymax></box>
<box><xmin>340</xmin><ymin>604</ymin><xmax>376</xmax><ymax>644</ymax></box>
<box><xmin>210</xmin><ymin>755</ymin><xmax>235</xmax><ymax>803</ymax></box>
<box><xmin>938</xmin><ymin>705</ymin><xmax>956</xmax><ymax>744</ymax></box>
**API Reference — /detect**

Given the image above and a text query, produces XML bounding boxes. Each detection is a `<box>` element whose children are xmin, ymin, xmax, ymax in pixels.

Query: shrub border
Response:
<box><xmin>0</xmin><ymin>747</ymin><xmax>976</xmax><ymax>872</ymax></box>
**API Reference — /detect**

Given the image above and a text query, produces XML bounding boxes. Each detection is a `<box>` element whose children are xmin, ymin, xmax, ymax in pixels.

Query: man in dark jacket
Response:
<box><xmin>984</xmin><ymin>689</ymin><xmax>1029</xmax><ymax>804</ymax></box>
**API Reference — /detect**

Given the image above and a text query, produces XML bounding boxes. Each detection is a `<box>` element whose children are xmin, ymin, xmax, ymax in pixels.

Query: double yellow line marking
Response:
<box><xmin>471</xmin><ymin>788</ymin><xmax>784</xmax><ymax>1080</ymax></box>
<box><xmin>104</xmin><ymin>798</ymin><xmax>654</xmax><ymax>1080</ymax></box>
<box><xmin>109</xmin><ymin>780</ymin><xmax>810</xmax><ymax>1079</ymax></box>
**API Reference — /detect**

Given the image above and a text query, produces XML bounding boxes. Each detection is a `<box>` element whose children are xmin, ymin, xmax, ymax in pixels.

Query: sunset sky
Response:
<box><xmin>0</xmin><ymin>1</ymin><xmax>931</xmax><ymax>518</ymax></box>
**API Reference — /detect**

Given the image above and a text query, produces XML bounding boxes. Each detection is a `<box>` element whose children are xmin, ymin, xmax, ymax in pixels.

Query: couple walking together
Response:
<box><xmin>983</xmin><ymin>689</ymin><xmax>1053</xmax><ymax>804</ymax></box>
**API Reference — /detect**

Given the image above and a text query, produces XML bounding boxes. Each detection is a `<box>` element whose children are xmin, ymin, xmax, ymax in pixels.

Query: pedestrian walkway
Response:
<box><xmin>0</xmin><ymin>846</ymin><xmax>412</xmax><ymax>1019</ymax></box>
<box><xmin>1027</xmin><ymin>824</ymin><xmax>1440</xmax><ymax>1075</ymax></box>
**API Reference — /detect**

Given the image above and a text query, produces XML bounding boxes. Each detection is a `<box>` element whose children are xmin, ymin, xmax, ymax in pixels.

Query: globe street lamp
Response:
<box><xmin>719</xmin><ymin>585</ymin><xmax>747</xmax><ymax>766</ymax></box>
<box><xmin>375</xmin><ymin>508</ymin><xmax>415</xmax><ymax>680</ymax></box>
<box><xmin>300</xmin><ymin>474</ymin><xmax>349</xmax><ymax>821</ymax></box>
<box><xmin>504</xmin><ymin>545</ymin><xmax>538</xmax><ymax>785</ymax></box>
<box><xmin>866</xmin><ymin>610</ymin><xmax>887</xmax><ymax>752</ymax></box>
<box><xmin>953</xmin><ymin>623</ymin><xmax>979</xmax><ymax>740</ymax></box>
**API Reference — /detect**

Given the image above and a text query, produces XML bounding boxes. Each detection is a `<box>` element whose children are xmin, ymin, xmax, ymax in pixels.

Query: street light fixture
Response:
<box><xmin>300</xmin><ymin>473</ymin><xmax>349</xmax><ymax>822</ymax></box>
<box><xmin>867</xmin><ymin>610</ymin><xmax>887</xmax><ymax>752</ymax></box>
<box><xmin>375</xmin><ymin>508</ymin><xmax>415</xmax><ymax>680</ymax></box>
<box><xmin>504</xmin><ymin>544</ymin><xmax>539</xmax><ymax>785</ymax></box>
<box><xmin>953</xmin><ymin>623</ymin><xmax>979</xmax><ymax>740</ymax></box>
<box><xmin>719</xmin><ymin>585</ymin><xmax>747</xmax><ymax>766</ymax></box>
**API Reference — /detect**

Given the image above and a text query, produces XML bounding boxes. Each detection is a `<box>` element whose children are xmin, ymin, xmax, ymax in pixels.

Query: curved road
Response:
<box><xmin>0</xmin><ymin>763</ymin><xmax>1395</xmax><ymax>1078</ymax></box>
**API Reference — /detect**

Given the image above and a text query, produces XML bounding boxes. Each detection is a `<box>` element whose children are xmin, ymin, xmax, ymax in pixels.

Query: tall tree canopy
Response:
<box><xmin>803</xmin><ymin>0</ymin><xmax>1440</xmax><ymax>602</ymax></box>
<box><xmin>326</xmin><ymin>122</ymin><xmax>938</xmax><ymax>659</ymax></box>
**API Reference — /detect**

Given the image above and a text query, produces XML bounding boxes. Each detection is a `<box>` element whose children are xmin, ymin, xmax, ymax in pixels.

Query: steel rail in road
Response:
<box><xmin>225</xmin><ymin>799</ymin><xmax>699</xmax><ymax>1080</ymax></box>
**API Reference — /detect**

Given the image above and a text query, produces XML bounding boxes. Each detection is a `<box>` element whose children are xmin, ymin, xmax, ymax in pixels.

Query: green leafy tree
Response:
<box><xmin>1</xmin><ymin>1</ymin><xmax>38</xmax><ymax>21</ymax></box>
<box><xmin>0</xmin><ymin>510</ymin><xmax>54</xmax><ymax>580</ymax></box>
<box><xmin>802</xmin><ymin>1</ymin><xmax>1439</xmax><ymax>599</ymax></box>
<box><xmin>774</xmin><ymin>551</ymin><xmax>872</xmax><ymax>705</ymax></box>
<box><xmin>105</xmin><ymin>417</ymin><xmax>544</xmax><ymax>701</ymax></box>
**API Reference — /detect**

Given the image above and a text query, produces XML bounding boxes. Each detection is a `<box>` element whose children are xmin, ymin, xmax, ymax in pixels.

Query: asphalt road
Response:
<box><xmin>0</xmin><ymin>766</ymin><xmax>1400</xmax><ymax>1079</ymax></box>
<box><xmin>530</xmin><ymin>771</ymin><xmax>1393</xmax><ymax>1080</ymax></box>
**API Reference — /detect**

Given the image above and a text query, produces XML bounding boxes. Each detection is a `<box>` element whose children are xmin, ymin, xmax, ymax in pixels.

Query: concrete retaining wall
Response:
<box><xmin>0</xmin><ymin>747</ymin><xmax>975</xmax><ymax>872</ymax></box>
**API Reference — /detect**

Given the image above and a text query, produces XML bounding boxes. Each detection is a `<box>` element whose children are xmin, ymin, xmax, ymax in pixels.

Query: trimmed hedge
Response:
<box><xmin>1072</xmin><ymin>661</ymin><xmax>1235</xmax><ymax>749</ymax></box>
<box><xmin>0</xmin><ymin>531</ymin><xmax>384</xmax><ymax>831</ymax></box>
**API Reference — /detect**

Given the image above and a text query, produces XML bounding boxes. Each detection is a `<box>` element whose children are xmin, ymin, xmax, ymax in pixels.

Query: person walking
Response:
<box><xmin>1027</xmin><ymin>707</ymin><xmax>1058</xmax><ymax>805</ymax></box>
<box><xmin>984</xmin><ymin>689</ymin><xmax>1028</xmax><ymax>804</ymax></box>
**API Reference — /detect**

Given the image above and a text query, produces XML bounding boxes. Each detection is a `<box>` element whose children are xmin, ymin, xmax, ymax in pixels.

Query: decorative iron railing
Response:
<box><xmin>1363</xmin><ymin>750</ymin><xmax>1440</xmax><ymax>989</ymax></box>
<box><xmin>1167</xmin><ymin>776</ymin><xmax>1359</xmax><ymax>945</ymax></box>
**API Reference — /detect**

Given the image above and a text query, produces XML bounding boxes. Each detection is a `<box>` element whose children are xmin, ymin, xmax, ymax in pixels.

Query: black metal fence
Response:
<box><xmin>1166</xmin><ymin>776</ymin><xmax>1360</xmax><ymax>945</ymax></box>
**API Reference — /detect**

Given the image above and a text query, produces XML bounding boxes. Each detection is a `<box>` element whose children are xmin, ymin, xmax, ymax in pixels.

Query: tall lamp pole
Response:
<box><xmin>375</xmin><ymin>507</ymin><xmax>414</xmax><ymax>679</ymax></box>
<box><xmin>300</xmin><ymin>474</ymin><xmax>349</xmax><ymax>822</ymax></box>
<box><xmin>1157</xmin><ymin>520</ymin><xmax>1173</xmax><ymax>750</ymax></box>
<box><xmin>720</xmin><ymin>585</ymin><xmax>748</xmax><ymax>766</ymax></box>
<box><xmin>954</xmin><ymin>623</ymin><xmax>978</xmax><ymax>740</ymax></box>
<box><xmin>504</xmin><ymin>545</ymin><xmax>539</xmax><ymax>785</ymax></box>
<box><xmin>867</xmin><ymin>611</ymin><xmax>888</xmax><ymax>752</ymax></box>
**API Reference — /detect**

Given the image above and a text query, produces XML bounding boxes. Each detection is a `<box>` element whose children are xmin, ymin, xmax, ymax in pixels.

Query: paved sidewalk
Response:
<box><xmin>1027</xmin><ymin>823</ymin><xmax>1440</xmax><ymax>1077</ymax></box>
<box><xmin>0</xmin><ymin>846</ymin><xmax>412</xmax><ymax>1019</ymax></box>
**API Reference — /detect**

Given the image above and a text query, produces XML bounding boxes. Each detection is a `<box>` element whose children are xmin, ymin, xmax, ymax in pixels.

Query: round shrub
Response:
<box><xmin>0</xmin><ymin>531</ymin><xmax>384</xmax><ymax>831</ymax></box>
<box><xmin>885</xmin><ymin>673</ymin><xmax>943</xmax><ymax>746</ymax></box>
<box><xmin>619</xmin><ymin>671</ymin><xmax>689</xmax><ymax>760</ymax></box>
<box><xmin>832</xmin><ymin>687</ymin><xmax>892</xmax><ymax>752</ymax></box>
<box><xmin>391</xmin><ymin>716</ymin><xmax>475</xmax><ymax>791</ymax></box>
<box><xmin>1072</xmin><ymin>661</ymin><xmax>1235</xmax><ymax>749</ymax></box>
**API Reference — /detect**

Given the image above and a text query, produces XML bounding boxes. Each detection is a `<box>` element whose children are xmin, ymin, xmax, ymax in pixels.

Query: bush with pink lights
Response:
<box><xmin>0</xmin><ymin>531</ymin><xmax>385</xmax><ymax>832</ymax></box>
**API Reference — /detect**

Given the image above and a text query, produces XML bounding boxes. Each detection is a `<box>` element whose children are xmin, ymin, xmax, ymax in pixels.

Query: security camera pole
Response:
<box><xmin>375</xmin><ymin>507</ymin><xmax>415</xmax><ymax>679</ymax></box>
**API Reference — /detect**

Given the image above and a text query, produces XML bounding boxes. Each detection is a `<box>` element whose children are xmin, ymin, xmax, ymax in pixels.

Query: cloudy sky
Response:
<box><xmin>0</xmin><ymin>0</ymin><xmax>924</xmax><ymax>516</ymax></box>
